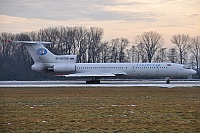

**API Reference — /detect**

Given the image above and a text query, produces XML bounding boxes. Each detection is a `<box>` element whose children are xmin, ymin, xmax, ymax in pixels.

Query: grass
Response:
<box><xmin>0</xmin><ymin>87</ymin><xmax>200</xmax><ymax>132</ymax></box>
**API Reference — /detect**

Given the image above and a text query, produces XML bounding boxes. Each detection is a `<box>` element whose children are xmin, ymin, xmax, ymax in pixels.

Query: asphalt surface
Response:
<box><xmin>0</xmin><ymin>80</ymin><xmax>199</xmax><ymax>88</ymax></box>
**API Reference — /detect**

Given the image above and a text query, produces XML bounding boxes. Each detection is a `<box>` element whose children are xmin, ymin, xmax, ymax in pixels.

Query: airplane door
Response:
<box><xmin>101</xmin><ymin>66</ymin><xmax>105</xmax><ymax>72</ymax></box>
<box><xmin>132</xmin><ymin>66</ymin><xmax>136</xmax><ymax>76</ymax></box>
<box><xmin>156</xmin><ymin>66</ymin><xmax>159</xmax><ymax>72</ymax></box>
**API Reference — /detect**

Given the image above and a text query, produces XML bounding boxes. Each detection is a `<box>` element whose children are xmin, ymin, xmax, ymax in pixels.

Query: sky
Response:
<box><xmin>0</xmin><ymin>0</ymin><xmax>200</xmax><ymax>47</ymax></box>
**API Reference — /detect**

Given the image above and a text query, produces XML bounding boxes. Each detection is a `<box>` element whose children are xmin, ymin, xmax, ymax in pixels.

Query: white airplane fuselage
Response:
<box><xmin>40</xmin><ymin>62</ymin><xmax>195</xmax><ymax>77</ymax></box>
<box><xmin>75</xmin><ymin>63</ymin><xmax>194</xmax><ymax>77</ymax></box>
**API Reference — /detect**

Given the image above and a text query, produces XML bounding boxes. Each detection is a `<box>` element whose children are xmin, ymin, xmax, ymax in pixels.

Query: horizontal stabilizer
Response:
<box><xmin>12</xmin><ymin>41</ymin><xmax>52</xmax><ymax>45</ymax></box>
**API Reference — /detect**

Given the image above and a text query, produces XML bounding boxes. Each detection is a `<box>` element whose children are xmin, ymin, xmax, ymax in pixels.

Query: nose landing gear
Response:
<box><xmin>165</xmin><ymin>77</ymin><xmax>170</xmax><ymax>84</ymax></box>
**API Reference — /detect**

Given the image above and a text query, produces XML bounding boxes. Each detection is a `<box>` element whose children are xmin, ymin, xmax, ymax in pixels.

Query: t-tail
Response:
<box><xmin>13</xmin><ymin>41</ymin><xmax>56</xmax><ymax>63</ymax></box>
<box><xmin>12</xmin><ymin>41</ymin><xmax>77</xmax><ymax>73</ymax></box>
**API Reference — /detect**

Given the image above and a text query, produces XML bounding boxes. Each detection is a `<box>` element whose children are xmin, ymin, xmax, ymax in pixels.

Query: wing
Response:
<box><xmin>56</xmin><ymin>72</ymin><xmax>127</xmax><ymax>78</ymax></box>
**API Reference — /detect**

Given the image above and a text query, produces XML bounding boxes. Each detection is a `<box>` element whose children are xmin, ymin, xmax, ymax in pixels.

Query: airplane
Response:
<box><xmin>11</xmin><ymin>41</ymin><xmax>196</xmax><ymax>84</ymax></box>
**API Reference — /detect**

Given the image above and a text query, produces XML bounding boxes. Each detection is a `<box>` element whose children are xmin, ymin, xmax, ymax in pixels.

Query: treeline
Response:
<box><xmin>0</xmin><ymin>26</ymin><xmax>199</xmax><ymax>80</ymax></box>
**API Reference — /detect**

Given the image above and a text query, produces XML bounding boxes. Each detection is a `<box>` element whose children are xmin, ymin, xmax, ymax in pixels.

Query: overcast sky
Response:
<box><xmin>0</xmin><ymin>0</ymin><xmax>199</xmax><ymax>47</ymax></box>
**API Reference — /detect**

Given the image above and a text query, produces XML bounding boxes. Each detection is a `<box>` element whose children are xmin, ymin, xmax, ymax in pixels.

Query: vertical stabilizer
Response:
<box><xmin>13</xmin><ymin>41</ymin><xmax>56</xmax><ymax>63</ymax></box>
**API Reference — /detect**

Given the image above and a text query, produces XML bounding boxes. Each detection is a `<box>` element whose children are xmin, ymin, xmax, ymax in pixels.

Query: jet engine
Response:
<box><xmin>48</xmin><ymin>64</ymin><xmax>75</xmax><ymax>73</ymax></box>
<box><xmin>31</xmin><ymin>63</ymin><xmax>45</xmax><ymax>72</ymax></box>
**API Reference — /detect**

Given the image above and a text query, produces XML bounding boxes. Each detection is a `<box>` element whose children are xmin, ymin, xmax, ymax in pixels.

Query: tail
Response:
<box><xmin>12</xmin><ymin>41</ymin><xmax>76</xmax><ymax>63</ymax></box>
<box><xmin>13</xmin><ymin>41</ymin><xmax>55</xmax><ymax>63</ymax></box>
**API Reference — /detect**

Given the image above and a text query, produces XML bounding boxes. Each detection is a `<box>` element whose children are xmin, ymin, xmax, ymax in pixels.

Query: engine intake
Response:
<box><xmin>31</xmin><ymin>63</ymin><xmax>45</xmax><ymax>72</ymax></box>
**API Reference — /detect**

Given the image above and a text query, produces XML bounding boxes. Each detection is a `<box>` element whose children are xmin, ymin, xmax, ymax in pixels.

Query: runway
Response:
<box><xmin>0</xmin><ymin>80</ymin><xmax>199</xmax><ymax>88</ymax></box>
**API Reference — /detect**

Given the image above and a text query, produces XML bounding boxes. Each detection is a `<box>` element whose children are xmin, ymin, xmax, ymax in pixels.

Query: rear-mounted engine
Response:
<box><xmin>48</xmin><ymin>64</ymin><xmax>75</xmax><ymax>72</ymax></box>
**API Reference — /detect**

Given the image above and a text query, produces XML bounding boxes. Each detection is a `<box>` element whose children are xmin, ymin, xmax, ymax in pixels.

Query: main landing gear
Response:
<box><xmin>86</xmin><ymin>79</ymin><xmax>100</xmax><ymax>84</ymax></box>
<box><xmin>166</xmin><ymin>79</ymin><xmax>170</xmax><ymax>84</ymax></box>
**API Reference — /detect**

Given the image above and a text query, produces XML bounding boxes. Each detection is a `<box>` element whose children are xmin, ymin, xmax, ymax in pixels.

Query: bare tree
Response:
<box><xmin>126</xmin><ymin>48</ymin><xmax>131</xmax><ymax>63</ymax></box>
<box><xmin>109</xmin><ymin>38</ymin><xmax>129</xmax><ymax>63</ymax></box>
<box><xmin>110</xmin><ymin>39</ymin><xmax>119</xmax><ymax>63</ymax></box>
<box><xmin>60</xmin><ymin>27</ymin><xmax>75</xmax><ymax>55</ymax></box>
<box><xmin>136</xmin><ymin>43</ymin><xmax>147</xmax><ymax>62</ymax></box>
<box><xmin>118</xmin><ymin>38</ymin><xmax>129</xmax><ymax>62</ymax></box>
<box><xmin>189</xmin><ymin>36</ymin><xmax>200</xmax><ymax>73</ymax></box>
<box><xmin>87</xmin><ymin>27</ymin><xmax>104</xmax><ymax>63</ymax></box>
<box><xmin>0</xmin><ymin>33</ymin><xmax>14</xmax><ymax>60</ymax></box>
<box><xmin>100</xmin><ymin>41</ymin><xmax>110</xmax><ymax>63</ymax></box>
<box><xmin>74</xmin><ymin>26</ymin><xmax>88</xmax><ymax>63</ymax></box>
<box><xmin>154</xmin><ymin>48</ymin><xmax>167</xmax><ymax>62</ymax></box>
<box><xmin>171</xmin><ymin>34</ymin><xmax>190</xmax><ymax>64</ymax></box>
<box><xmin>135</xmin><ymin>31</ymin><xmax>164</xmax><ymax>63</ymax></box>
<box><xmin>167</xmin><ymin>48</ymin><xmax>178</xmax><ymax>63</ymax></box>
<box><xmin>130</xmin><ymin>45</ymin><xmax>137</xmax><ymax>63</ymax></box>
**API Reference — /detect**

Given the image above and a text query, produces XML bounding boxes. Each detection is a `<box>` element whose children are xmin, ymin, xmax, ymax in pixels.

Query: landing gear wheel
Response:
<box><xmin>86</xmin><ymin>79</ymin><xmax>100</xmax><ymax>84</ymax></box>
<box><xmin>166</xmin><ymin>79</ymin><xmax>170</xmax><ymax>84</ymax></box>
<box><xmin>94</xmin><ymin>80</ymin><xmax>100</xmax><ymax>84</ymax></box>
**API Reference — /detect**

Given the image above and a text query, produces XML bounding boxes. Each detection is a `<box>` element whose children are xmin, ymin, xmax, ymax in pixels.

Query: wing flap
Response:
<box><xmin>56</xmin><ymin>72</ymin><xmax>128</xmax><ymax>78</ymax></box>
<box><xmin>113</xmin><ymin>72</ymin><xmax>128</xmax><ymax>76</ymax></box>
<box><xmin>64</xmin><ymin>73</ymin><xmax>116</xmax><ymax>77</ymax></box>
<box><xmin>55</xmin><ymin>72</ymin><xmax>116</xmax><ymax>78</ymax></box>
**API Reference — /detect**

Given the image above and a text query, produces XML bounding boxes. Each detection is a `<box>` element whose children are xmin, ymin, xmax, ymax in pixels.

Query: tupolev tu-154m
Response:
<box><xmin>11</xmin><ymin>41</ymin><xmax>196</xmax><ymax>84</ymax></box>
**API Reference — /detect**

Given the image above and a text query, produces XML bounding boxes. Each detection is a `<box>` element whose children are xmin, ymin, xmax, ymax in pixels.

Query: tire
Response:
<box><xmin>166</xmin><ymin>79</ymin><xmax>170</xmax><ymax>84</ymax></box>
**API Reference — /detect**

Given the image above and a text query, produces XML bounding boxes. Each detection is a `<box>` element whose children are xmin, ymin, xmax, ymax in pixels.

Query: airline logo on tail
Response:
<box><xmin>37</xmin><ymin>48</ymin><xmax>47</xmax><ymax>55</ymax></box>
